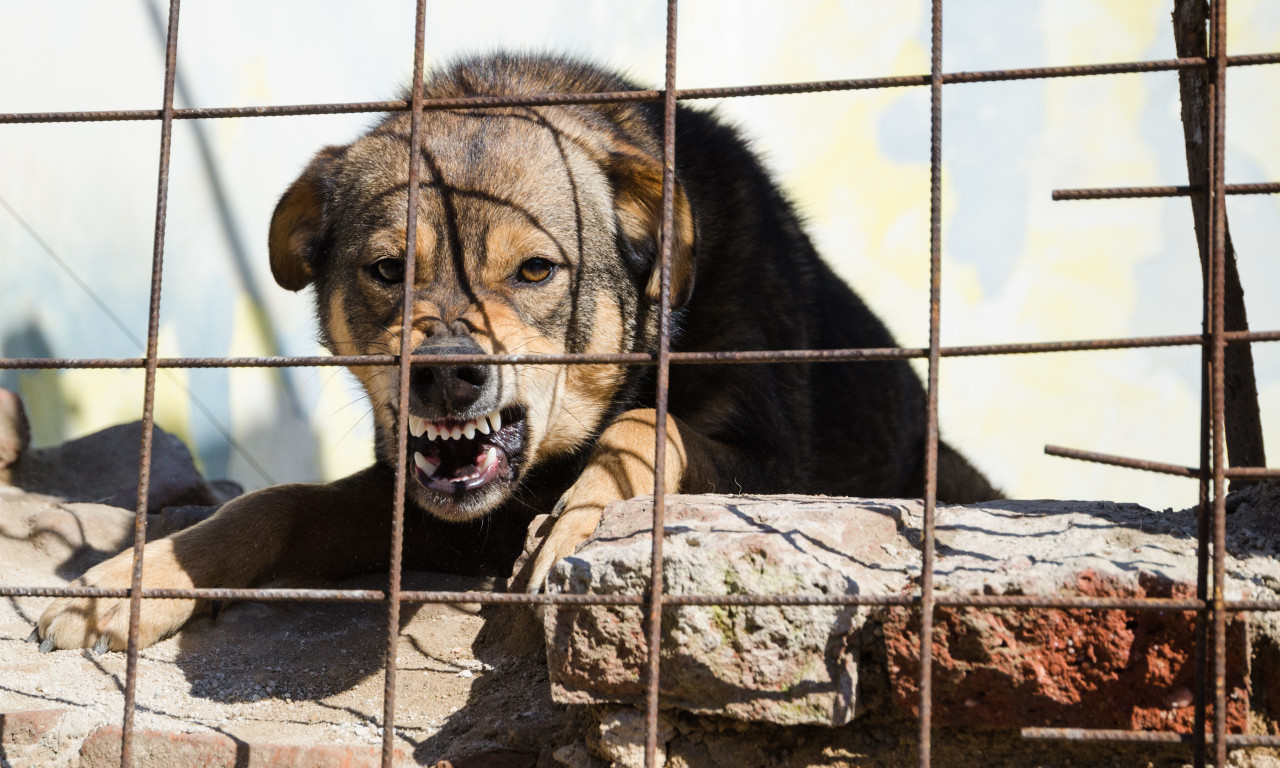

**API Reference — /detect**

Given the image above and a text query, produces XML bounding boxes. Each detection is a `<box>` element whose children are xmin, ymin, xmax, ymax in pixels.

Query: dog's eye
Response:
<box><xmin>368</xmin><ymin>258</ymin><xmax>405</xmax><ymax>284</ymax></box>
<box><xmin>516</xmin><ymin>257</ymin><xmax>556</xmax><ymax>284</ymax></box>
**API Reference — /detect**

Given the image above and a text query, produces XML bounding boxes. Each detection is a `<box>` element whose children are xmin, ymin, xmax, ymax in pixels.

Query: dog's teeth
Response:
<box><xmin>479</xmin><ymin>446</ymin><xmax>498</xmax><ymax>472</ymax></box>
<box><xmin>450</xmin><ymin>425</ymin><xmax>463</xmax><ymax>440</ymax></box>
<box><xmin>464</xmin><ymin>422</ymin><xmax>476</xmax><ymax>440</ymax></box>
<box><xmin>477</xmin><ymin>416</ymin><xmax>491</xmax><ymax>435</ymax></box>
<box><xmin>425</xmin><ymin>423</ymin><xmax>439</xmax><ymax>441</ymax></box>
<box><xmin>414</xmin><ymin>452</ymin><xmax>437</xmax><ymax>478</ymax></box>
<box><xmin>408</xmin><ymin>415</ymin><xmax>426</xmax><ymax>438</ymax></box>
<box><xmin>490</xmin><ymin>411</ymin><xmax>502</xmax><ymax>432</ymax></box>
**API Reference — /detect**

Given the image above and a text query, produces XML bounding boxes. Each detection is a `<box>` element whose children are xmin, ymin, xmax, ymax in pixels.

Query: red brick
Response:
<box><xmin>245</xmin><ymin>742</ymin><xmax>402</xmax><ymax>768</ymax></box>
<box><xmin>78</xmin><ymin>725</ymin><xmax>407</xmax><ymax>768</ymax></box>
<box><xmin>79</xmin><ymin>726</ymin><xmax>236</xmax><ymax>768</ymax></box>
<box><xmin>884</xmin><ymin>570</ymin><xmax>1249</xmax><ymax>733</ymax></box>
<box><xmin>0</xmin><ymin>708</ymin><xmax>66</xmax><ymax>747</ymax></box>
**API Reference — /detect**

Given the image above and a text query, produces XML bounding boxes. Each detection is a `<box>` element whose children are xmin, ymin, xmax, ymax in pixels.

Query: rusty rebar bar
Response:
<box><xmin>645</xmin><ymin>4</ymin><xmax>679</xmax><ymax>766</ymax></box>
<box><xmin>1053</xmin><ymin>182</ymin><xmax>1280</xmax><ymax>200</ymax></box>
<box><xmin>4</xmin><ymin>52</ymin><xmax>1277</xmax><ymax>127</ymax></box>
<box><xmin>379</xmin><ymin>3</ymin><xmax>428</xmax><ymax>765</ymax></box>
<box><xmin>1023</xmin><ymin>729</ymin><xmax>1280</xmax><ymax>746</ymax></box>
<box><xmin>2</xmin><ymin>330</ymin><xmax>1275</xmax><ymax>371</ymax></box>
<box><xmin>1209</xmin><ymin>0</ymin><xmax>1230</xmax><ymax>762</ymax></box>
<box><xmin>917</xmin><ymin>3</ymin><xmax>944</xmax><ymax>765</ymax></box>
<box><xmin>1195</xmin><ymin>242</ymin><xmax>1213</xmax><ymax>767</ymax></box>
<box><xmin>117</xmin><ymin>2</ymin><xmax>181</xmax><ymax>766</ymax></box>
<box><xmin>1044</xmin><ymin>445</ymin><xmax>1279</xmax><ymax>480</ymax></box>
<box><xmin>16</xmin><ymin>583</ymin><xmax>1280</xmax><ymax>612</ymax></box>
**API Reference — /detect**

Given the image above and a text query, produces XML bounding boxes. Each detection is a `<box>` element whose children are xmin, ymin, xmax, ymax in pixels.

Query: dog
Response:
<box><xmin>36</xmin><ymin>53</ymin><xmax>998</xmax><ymax>651</ymax></box>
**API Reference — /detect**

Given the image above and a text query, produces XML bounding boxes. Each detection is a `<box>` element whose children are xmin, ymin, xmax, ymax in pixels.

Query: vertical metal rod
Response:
<box><xmin>918</xmin><ymin>1</ymin><xmax>943</xmax><ymax>765</ymax></box>
<box><xmin>381</xmin><ymin>2</ymin><xmax>428</xmax><ymax>765</ymax></box>
<box><xmin>1194</xmin><ymin>7</ymin><xmax>1215</xmax><ymax>754</ymax></box>
<box><xmin>1194</xmin><ymin>258</ymin><xmax>1211</xmax><ymax>768</ymax></box>
<box><xmin>1209</xmin><ymin>0</ymin><xmax>1230</xmax><ymax>765</ymax></box>
<box><xmin>119</xmin><ymin>2</ymin><xmax>181</xmax><ymax>766</ymax></box>
<box><xmin>645</xmin><ymin>1</ymin><xmax>679</xmax><ymax>766</ymax></box>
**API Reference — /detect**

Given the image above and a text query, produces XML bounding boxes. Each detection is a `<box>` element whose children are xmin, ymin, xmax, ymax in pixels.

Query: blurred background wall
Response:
<box><xmin>0</xmin><ymin>0</ymin><xmax>1276</xmax><ymax>510</ymax></box>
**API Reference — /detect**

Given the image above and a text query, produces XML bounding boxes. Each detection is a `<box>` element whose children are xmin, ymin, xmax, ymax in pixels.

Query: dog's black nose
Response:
<box><xmin>409</xmin><ymin>337</ymin><xmax>493</xmax><ymax>415</ymax></box>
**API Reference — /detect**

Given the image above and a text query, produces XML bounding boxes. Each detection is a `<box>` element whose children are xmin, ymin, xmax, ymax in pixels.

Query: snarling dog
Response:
<box><xmin>36</xmin><ymin>54</ymin><xmax>998</xmax><ymax>651</ymax></box>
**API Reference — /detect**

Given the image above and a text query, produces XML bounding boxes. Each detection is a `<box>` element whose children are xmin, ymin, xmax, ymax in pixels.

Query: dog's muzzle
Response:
<box><xmin>404</xmin><ymin>337</ymin><xmax>524</xmax><ymax>500</ymax></box>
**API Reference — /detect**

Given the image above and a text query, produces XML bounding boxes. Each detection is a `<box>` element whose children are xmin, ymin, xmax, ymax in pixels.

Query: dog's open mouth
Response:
<box><xmin>406</xmin><ymin>406</ymin><xmax>525</xmax><ymax>495</ymax></box>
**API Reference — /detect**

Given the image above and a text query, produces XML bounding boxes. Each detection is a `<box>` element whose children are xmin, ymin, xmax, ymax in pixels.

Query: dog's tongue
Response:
<box><xmin>413</xmin><ymin>442</ymin><xmax>504</xmax><ymax>493</ymax></box>
<box><xmin>407</xmin><ymin>409</ymin><xmax>522</xmax><ymax>495</ymax></box>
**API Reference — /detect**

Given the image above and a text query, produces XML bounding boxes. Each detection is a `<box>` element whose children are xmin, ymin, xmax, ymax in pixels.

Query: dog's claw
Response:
<box><xmin>93</xmin><ymin>635</ymin><xmax>110</xmax><ymax>655</ymax></box>
<box><xmin>26</xmin><ymin>627</ymin><xmax>39</xmax><ymax>643</ymax></box>
<box><xmin>38</xmin><ymin>638</ymin><xmax>54</xmax><ymax>654</ymax></box>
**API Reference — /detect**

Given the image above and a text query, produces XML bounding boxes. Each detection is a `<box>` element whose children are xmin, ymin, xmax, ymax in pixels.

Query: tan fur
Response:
<box><xmin>607</xmin><ymin>151</ymin><xmax>696</xmax><ymax>307</ymax></box>
<box><xmin>542</xmin><ymin>294</ymin><xmax>626</xmax><ymax>457</ymax></box>
<box><xmin>267</xmin><ymin>146</ymin><xmax>345</xmax><ymax>291</ymax></box>
<box><xmin>38</xmin><ymin>470</ymin><xmax>393</xmax><ymax>651</ymax></box>
<box><xmin>39</xmin><ymin>540</ymin><xmax>196</xmax><ymax>652</ymax></box>
<box><xmin>519</xmin><ymin>408</ymin><xmax>687</xmax><ymax>591</ymax></box>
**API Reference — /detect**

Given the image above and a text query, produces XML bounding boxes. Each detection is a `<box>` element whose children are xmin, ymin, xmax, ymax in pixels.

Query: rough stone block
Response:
<box><xmin>545</xmin><ymin>494</ymin><xmax>1270</xmax><ymax>733</ymax></box>
<box><xmin>882</xmin><ymin>500</ymin><xmax>1250</xmax><ymax>733</ymax></box>
<box><xmin>545</xmin><ymin>495</ymin><xmax>915</xmax><ymax>726</ymax></box>
<box><xmin>6</xmin><ymin>420</ymin><xmax>215</xmax><ymax>514</ymax></box>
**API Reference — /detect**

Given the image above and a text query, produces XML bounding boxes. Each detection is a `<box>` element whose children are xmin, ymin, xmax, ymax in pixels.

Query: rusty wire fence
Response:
<box><xmin>2</xmin><ymin>1</ymin><xmax>1280</xmax><ymax>767</ymax></box>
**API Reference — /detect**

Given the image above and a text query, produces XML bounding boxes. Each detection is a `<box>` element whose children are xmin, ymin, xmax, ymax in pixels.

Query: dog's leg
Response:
<box><xmin>36</xmin><ymin>466</ymin><xmax>393</xmax><ymax>651</ymax></box>
<box><xmin>519</xmin><ymin>408</ymin><xmax>713</xmax><ymax>592</ymax></box>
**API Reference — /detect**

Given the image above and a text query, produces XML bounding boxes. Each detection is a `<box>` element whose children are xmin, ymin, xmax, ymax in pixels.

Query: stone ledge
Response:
<box><xmin>544</xmin><ymin>493</ymin><xmax>1280</xmax><ymax>734</ymax></box>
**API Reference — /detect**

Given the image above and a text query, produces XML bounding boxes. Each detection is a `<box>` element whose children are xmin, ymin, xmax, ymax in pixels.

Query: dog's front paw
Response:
<box><xmin>517</xmin><ymin>503</ymin><xmax>601</xmax><ymax>594</ymax></box>
<box><xmin>35</xmin><ymin>541</ymin><xmax>198</xmax><ymax>653</ymax></box>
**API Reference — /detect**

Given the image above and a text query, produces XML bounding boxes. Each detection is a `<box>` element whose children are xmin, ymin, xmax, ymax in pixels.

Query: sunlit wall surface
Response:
<box><xmin>1</xmin><ymin>0</ymin><xmax>1276</xmax><ymax>510</ymax></box>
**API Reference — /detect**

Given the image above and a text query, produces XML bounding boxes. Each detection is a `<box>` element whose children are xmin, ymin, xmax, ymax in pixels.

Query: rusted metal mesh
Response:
<box><xmin>1</xmin><ymin>1</ymin><xmax>1277</xmax><ymax>766</ymax></box>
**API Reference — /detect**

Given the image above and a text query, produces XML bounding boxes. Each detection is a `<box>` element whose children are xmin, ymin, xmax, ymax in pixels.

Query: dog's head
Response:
<box><xmin>267</xmin><ymin>102</ymin><xmax>693</xmax><ymax>521</ymax></box>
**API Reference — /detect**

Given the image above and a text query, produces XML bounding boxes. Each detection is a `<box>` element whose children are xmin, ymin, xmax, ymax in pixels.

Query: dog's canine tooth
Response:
<box><xmin>409</xmin><ymin>415</ymin><xmax>426</xmax><ymax>438</ymax></box>
<box><xmin>489</xmin><ymin>411</ymin><xmax>502</xmax><ymax>433</ymax></box>
<box><xmin>479</xmin><ymin>446</ymin><xmax>498</xmax><ymax>472</ymax></box>
<box><xmin>464</xmin><ymin>421</ymin><xmax>476</xmax><ymax>440</ymax></box>
<box><xmin>477</xmin><ymin>416</ymin><xmax>491</xmax><ymax>435</ymax></box>
<box><xmin>414</xmin><ymin>451</ymin><xmax>437</xmax><ymax>478</ymax></box>
<box><xmin>425</xmin><ymin>423</ymin><xmax>439</xmax><ymax>441</ymax></box>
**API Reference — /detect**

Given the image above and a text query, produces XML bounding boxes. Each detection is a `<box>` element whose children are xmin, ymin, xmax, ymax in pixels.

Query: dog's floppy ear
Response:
<box><xmin>605</xmin><ymin>149</ymin><xmax>696</xmax><ymax>308</ymax></box>
<box><xmin>268</xmin><ymin>145</ymin><xmax>344</xmax><ymax>291</ymax></box>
